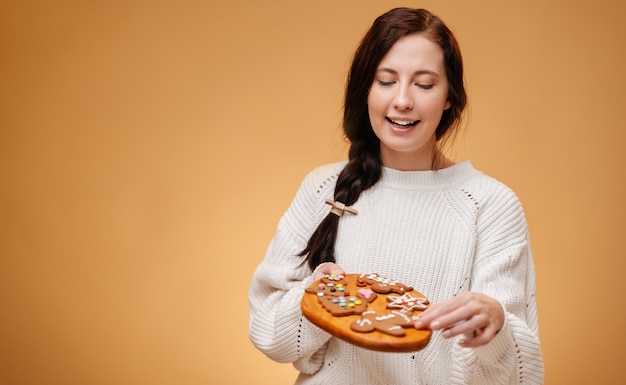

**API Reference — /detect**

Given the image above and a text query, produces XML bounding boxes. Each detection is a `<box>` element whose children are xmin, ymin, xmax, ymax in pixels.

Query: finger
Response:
<box><xmin>428</xmin><ymin>304</ymin><xmax>477</xmax><ymax>331</ymax></box>
<box><xmin>313</xmin><ymin>263</ymin><xmax>345</xmax><ymax>280</ymax></box>
<box><xmin>440</xmin><ymin>314</ymin><xmax>486</xmax><ymax>338</ymax></box>
<box><xmin>414</xmin><ymin>307</ymin><xmax>444</xmax><ymax>329</ymax></box>
<box><xmin>414</xmin><ymin>297</ymin><xmax>466</xmax><ymax>328</ymax></box>
<box><xmin>458</xmin><ymin>327</ymin><xmax>496</xmax><ymax>348</ymax></box>
<box><xmin>457</xmin><ymin>319</ymin><xmax>502</xmax><ymax>348</ymax></box>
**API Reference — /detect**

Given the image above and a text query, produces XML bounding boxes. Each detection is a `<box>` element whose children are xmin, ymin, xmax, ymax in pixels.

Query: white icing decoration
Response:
<box><xmin>387</xmin><ymin>293</ymin><xmax>429</xmax><ymax>312</ymax></box>
<box><xmin>362</xmin><ymin>273</ymin><xmax>403</xmax><ymax>286</ymax></box>
<box><xmin>356</xmin><ymin>318</ymin><xmax>372</xmax><ymax>327</ymax></box>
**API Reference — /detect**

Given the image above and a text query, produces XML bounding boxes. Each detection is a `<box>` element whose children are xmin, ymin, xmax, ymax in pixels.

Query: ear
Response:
<box><xmin>444</xmin><ymin>99</ymin><xmax>451</xmax><ymax>110</ymax></box>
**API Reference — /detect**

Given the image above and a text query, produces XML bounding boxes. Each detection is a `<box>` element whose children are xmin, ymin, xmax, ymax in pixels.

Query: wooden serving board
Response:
<box><xmin>301</xmin><ymin>273</ymin><xmax>431</xmax><ymax>352</ymax></box>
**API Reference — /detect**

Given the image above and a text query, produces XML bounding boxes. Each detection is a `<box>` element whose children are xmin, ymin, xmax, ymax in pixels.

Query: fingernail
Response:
<box><xmin>431</xmin><ymin>321</ymin><xmax>441</xmax><ymax>330</ymax></box>
<box><xmin>414</xmin><ymin>319</ymin><xmax>424</xmax><ymax>329</ymax></box>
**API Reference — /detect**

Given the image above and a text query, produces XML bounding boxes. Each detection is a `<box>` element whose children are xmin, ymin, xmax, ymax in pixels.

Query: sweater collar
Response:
<box><xmin>379</xmin><ymin>160</ymin><xmax>477</xmax><ymax>190</ymax></box>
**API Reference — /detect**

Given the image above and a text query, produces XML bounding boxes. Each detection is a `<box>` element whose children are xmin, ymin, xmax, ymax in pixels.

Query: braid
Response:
<box><xmin>300</xmin><ymin>140</ymin><xmax>382</xmax><ymax>270</ymax></box>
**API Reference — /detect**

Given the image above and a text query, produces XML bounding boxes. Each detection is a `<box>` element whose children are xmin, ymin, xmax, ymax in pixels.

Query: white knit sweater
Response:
<box><xmin>248</xmin><ymin>161</ymin><xmax>543</xmax><ymax>384</ymax></box>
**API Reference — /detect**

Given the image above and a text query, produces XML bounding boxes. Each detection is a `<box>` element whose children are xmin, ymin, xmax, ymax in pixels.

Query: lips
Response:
<box><xmin>387</xmin><ymin>117</ymin><xmax>420</xmax><ymax>128</ymax></box>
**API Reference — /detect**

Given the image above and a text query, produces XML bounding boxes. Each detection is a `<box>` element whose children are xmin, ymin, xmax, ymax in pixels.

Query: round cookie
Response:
<box><xmin>301</xmin><ymin>273</ymin><xmax>431</xmax><ymax>352</ymax></box>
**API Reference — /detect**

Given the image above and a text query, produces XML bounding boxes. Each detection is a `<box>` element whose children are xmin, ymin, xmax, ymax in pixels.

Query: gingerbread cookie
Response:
<box><xmin>350</xmin><ymin>310</ymin><xmax>419</xmax><ymax>337</ymax></box>
<box><xmin>320</xmin><ymin>273</ymin><xmax>348</xmax><ymax>285</ymax></box>
<box><xmin>360</xmin><ymin>273</ymin><xmax>413</xmax><ymax>294</ymax></box>
<box><xmin>305</xmin><ymin>274</ymin><xmax>368</xmax><ymax>317</ymax></box>
<box><xmin>386</xmin><ymin>293</ymin><xmax>429</xmax><ymax>312</ymax></box>
<box><xmin>301</xmin><ymin>273</ymin><xmax>431</xmax><ymax>352</ymax></box>
<box><xmin>356</xmin><ymin>288</ymin><xmax>378</xmax><ymax>303</ymax></box>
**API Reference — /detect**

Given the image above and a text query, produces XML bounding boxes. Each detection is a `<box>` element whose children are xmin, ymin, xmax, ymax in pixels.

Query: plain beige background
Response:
<box><xmin>1</xmin><ymin>0</ymin><xmax>625</xmax><ymax>384</ymax></box>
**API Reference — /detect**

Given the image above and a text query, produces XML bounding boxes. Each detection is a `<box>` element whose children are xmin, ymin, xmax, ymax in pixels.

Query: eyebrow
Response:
<box><xmin>376</xmin><ymin>67</ymin><xmax>440</xmax><ymax>77</ymax></box>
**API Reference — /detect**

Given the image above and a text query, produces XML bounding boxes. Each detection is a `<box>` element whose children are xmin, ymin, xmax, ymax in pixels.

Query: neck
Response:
<box><xmin>380</xmin><ymin>148</ymin><xmax>454</xmax><ymax>171</ymax></box>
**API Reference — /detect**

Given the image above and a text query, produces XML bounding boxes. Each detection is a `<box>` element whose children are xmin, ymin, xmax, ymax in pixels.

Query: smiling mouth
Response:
<box><xmin>387</xmin><ymin>117</ymin><xmax>420</xmax><ymax>128</ymax></box>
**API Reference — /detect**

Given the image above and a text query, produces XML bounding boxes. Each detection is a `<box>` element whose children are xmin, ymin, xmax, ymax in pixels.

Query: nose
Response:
<box><xmin>393</xmin><ymin>85</ymin><xmax>414</xmax><ymax>110</ymax></box>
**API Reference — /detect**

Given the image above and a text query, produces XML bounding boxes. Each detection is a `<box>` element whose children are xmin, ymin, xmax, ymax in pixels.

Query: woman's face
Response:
<box><xmin>367</xmin><ymin>33</ymin><xmax>451</xmax><ymax>171</ymax></box>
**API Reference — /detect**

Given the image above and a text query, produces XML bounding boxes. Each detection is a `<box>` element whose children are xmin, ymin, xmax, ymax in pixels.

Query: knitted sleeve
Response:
<box><xmin>450</xmin><ymin>178</ymin><xmax>544</xmax><ymax>385</ymax></box>
<box><xmin>248</xmin><ymin>164</ymin><xmax>341</xmax><ymax>374</ymax></box>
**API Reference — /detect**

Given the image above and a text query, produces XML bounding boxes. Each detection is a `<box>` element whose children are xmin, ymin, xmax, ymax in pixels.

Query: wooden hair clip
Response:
<box><xmin>325</xmin><ymin>199</ymin><xmax>358</xmax><ymax>217</ymax></box>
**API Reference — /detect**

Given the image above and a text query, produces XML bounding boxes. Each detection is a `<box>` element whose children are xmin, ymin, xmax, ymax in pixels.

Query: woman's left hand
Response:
<box><xmin>312</xmin><ymin>262</ymin><xmax>345</xmax><ymax>281</ymax></box>
<box><xmin>414</xmin><ymin>291</ymin><xmax>505</xmax><ymax>348</ymax></box>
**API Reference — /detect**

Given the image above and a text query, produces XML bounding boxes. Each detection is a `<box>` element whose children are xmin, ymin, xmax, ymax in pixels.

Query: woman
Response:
<box><xmin>249</xmin><ymin>7</ymin><xmax>543</xmax><ymax>384</ymax></box>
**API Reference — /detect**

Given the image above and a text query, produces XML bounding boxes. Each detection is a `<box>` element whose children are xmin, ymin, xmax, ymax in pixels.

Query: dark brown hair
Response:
<box><xmin>300</xmin><ymin>8</ymin><xmax>467</xmax><ymax>270</ymax></box>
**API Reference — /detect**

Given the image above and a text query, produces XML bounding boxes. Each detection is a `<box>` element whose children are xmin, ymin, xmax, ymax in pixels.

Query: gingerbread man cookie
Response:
<box><xmin>350</xmin><ymin>310</ymin><xmax>419</xmax><ymax>337</ymax></box>
<box><xmin>305</xmin><ymin>275</ymin><xmax>368</xmax><ymax>317</ymax></box>
<box><xmin>360</xmin><ymin>273</ymin><xmax>413</xmax><ymax>294</ymax></box>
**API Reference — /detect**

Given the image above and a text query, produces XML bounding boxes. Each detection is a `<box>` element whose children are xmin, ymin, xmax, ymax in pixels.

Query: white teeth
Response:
<box><xmin>389</xmin><ymin>119</ymin><xmax>417</xmax><ymax>126</ymax></box>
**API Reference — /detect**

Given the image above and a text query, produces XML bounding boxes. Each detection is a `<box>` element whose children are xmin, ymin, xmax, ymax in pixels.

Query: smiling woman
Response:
<box><xmin>249</xmin><ymin>7</ymin><xmax>543</xmax><ymax>385</ymax></box>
